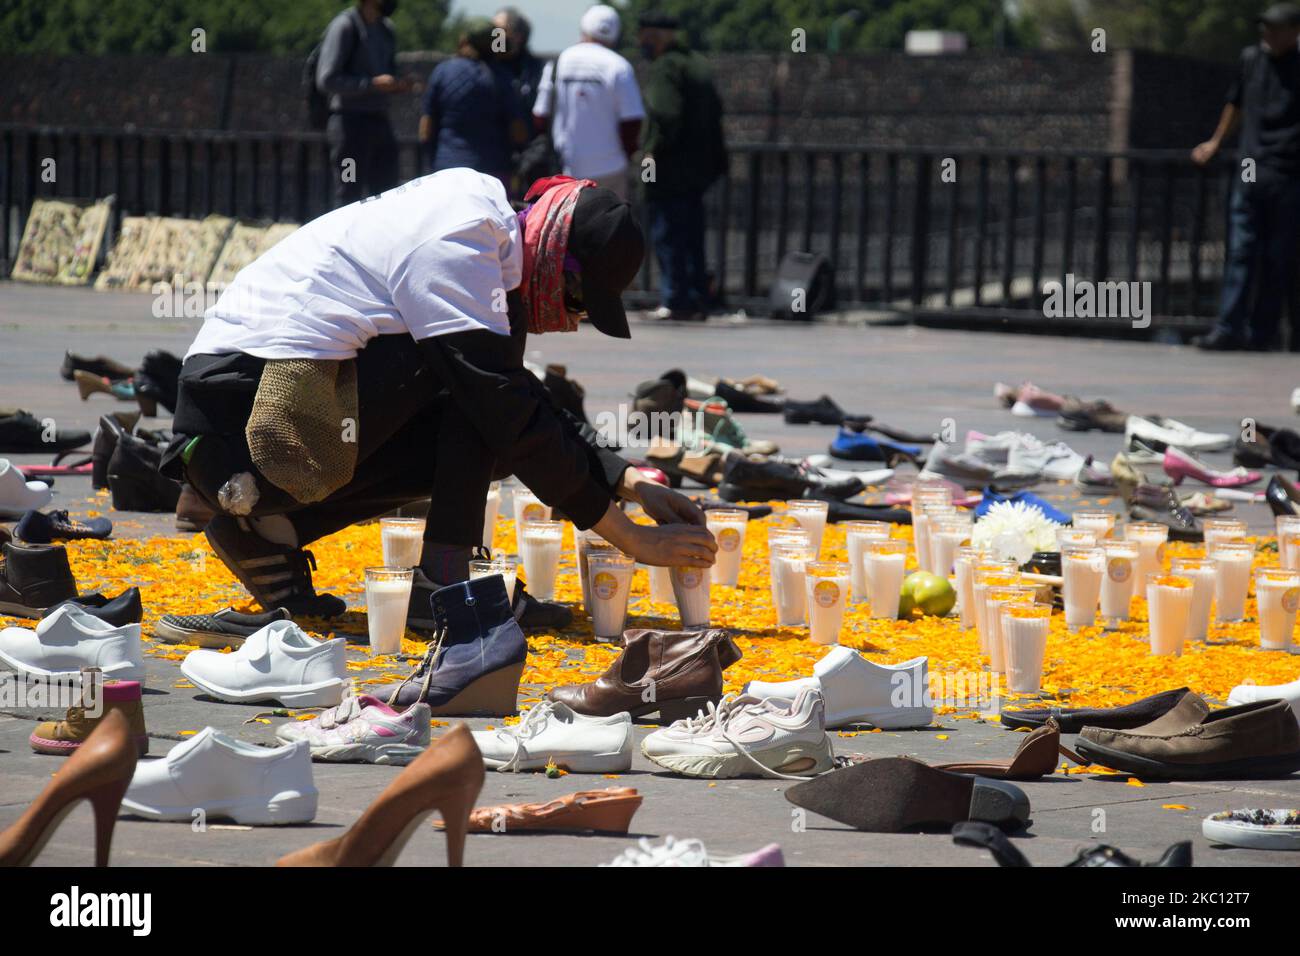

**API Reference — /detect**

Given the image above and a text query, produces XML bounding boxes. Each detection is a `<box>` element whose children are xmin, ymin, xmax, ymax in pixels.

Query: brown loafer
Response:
<box><xmin>1075</xmin><ymin>697</ymin><xmax>1300</xmax><ymax>780</ymax></box>
<box><xmin>450</xmin><ymin>787</ymin><xmax>643</xmax><ymax>835</ymax></box>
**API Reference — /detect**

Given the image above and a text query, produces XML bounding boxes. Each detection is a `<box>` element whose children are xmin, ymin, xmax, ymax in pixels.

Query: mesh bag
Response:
<box><xmin>246</xmin><ymin>358</ymin><xmax>359</xmax><ymax>504</ymax></box>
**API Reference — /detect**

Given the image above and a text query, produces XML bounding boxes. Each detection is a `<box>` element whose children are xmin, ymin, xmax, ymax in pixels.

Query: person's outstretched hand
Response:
<box><xmin>1191</xmin><ymin>140</ymin><xmax>1219</xmax><ymax>166</ymax></box>
<box><xmin>636</xmin><ymin>480</ymin><xmax>706</xmax><ymax>527</ymax></box>
<box><xmin>624</xmin><ymin>522</ymin><xmax>717</xmax><ymax>568</ymax></box>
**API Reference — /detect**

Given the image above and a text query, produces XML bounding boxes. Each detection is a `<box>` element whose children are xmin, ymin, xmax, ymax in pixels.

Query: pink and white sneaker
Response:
<box><xmin>275</xmin><ymin>694</ymin><xmax>431</xmax><ymax>765</ymax></box>
<box><xmin>1162</xmin><ymin>447</ymin><xmax>1261</xmax><ymax>488</ymax></box>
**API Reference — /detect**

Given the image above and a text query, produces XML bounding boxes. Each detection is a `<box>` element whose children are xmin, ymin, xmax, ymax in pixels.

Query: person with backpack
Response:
<box><xmin>312</xmin><ymin>0</ymin><xmax>415</xmax><ymax>206</ymax></box>
<box><xmin>637</xmin><ymin>12</ymin><xmax>728</xmax><ymax>322</ymax></box>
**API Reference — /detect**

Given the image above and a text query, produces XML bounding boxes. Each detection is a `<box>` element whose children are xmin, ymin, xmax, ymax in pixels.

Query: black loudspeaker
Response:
<box><xmin>767</xmin><ymin>251</ymin><xmax>835</xmax><ymax>321</ymax></box>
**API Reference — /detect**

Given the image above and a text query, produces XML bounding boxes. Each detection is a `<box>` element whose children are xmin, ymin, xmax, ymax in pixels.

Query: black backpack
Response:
<box><xmin>304</xmin><ymin>11</ymin><xmax>362</xmax><ymax>130</ymax></box>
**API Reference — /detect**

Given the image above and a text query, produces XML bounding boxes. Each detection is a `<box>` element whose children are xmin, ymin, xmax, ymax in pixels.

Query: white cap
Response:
<box><xmin>580</xmin><ymin>4</ymin><xmax>622</xmax><ymax>45</ymax></box>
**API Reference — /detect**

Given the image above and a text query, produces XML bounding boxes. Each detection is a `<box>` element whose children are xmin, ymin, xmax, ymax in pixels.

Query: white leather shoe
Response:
<box><xmin>1125</xmin><ymin>415</ymin><xmax>1231</xmax><ymax>453</ymax></box>
<box><xmin>745</xmin><ymin>646</ymin><xmax>933</xmax><ymax>729</ymax></box>
<box><xmin>1228</xmin><ymin>676</ymin><xmax>1300</xmax><ymax>720</ymax></box>
<box><xmin>472</xmin><ymin>700</ymin><xmax>633</xmax><ymax>772</ymax></box>
<box><xmin>0</xmin><ymin>604</ymin><xmax>144</xmax><ymax>681</ymax></box>
<box><xmin>0</xmin><ymin>460</ymin><xmax>53</xmax><ymax>518</ymax></box>
<box><xmin>180</xmin><ymin>619</ymin><xmax>347</xmax><ymax>707</ymax></box>
<box><xmin>122</xmin><ymin>727</ymin><xmax>317</xmax><ymax>824</ymax></box>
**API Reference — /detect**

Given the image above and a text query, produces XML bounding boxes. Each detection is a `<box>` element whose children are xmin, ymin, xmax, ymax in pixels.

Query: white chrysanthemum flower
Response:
<box><xmin>972</xmin><ymin>500</ymin><xmax>1063</xmax><ymax>564</ymax></box>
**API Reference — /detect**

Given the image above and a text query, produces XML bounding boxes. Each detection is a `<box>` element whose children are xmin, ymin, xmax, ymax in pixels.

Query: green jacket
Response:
<box><xmin>641</xmin><ymin>45</ymin><xmax>728</xmax><ymax>198</ymax></box>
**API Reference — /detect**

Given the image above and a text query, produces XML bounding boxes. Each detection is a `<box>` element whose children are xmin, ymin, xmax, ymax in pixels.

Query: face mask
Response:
<box><xmin>380</xmin><ymin>0</ymin><xmax>398</xmax><ymax>16</ymax></box>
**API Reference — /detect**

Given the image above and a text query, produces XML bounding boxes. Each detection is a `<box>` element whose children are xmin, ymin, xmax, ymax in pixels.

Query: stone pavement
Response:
<box><xmin>1</xmin><ymin>282</ymin><xmax>1298</xmax><ymax>867</ymax></box>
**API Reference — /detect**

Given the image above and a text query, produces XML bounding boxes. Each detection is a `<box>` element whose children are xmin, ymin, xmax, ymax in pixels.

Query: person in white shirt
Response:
<box><xmin>163</xmin><ymin>170</ymin><xmax>713</xmax><ymax>624</ymax></box>
<box><xmin>532</xmin><ymin>4</ymin><xmax>645</xmax><ymax>199</ymax></box>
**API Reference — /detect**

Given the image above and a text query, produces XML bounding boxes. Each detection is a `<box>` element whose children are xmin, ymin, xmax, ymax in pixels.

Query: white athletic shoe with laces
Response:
<box><xmin>745</xmin><ymin>647</ymin><xmax>933</xmax><ymax>729</ymax></box>
<box><xmin>640</xmin><ymin>689</ymin><xmax>834</xmax><ymax>779</ymax></box>
<box><xmin>276</xmin><ymin>694</ymin><xmax>431</xmax><ymax>764</ymax></box>
<box><xmin>471</xmin><ymin>700</ymin><xmax>632</xmax><ymax>772</ymax></box>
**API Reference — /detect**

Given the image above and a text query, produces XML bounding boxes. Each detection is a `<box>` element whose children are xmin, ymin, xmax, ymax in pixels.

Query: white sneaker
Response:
<box><xmin>1227</xmin><ymin>676</ymin><xmax>1300</xmax><ymax>720</ymax></box>
<box><xmin>964</xmin><ymin>430</ymin><xmax>1022</xmax><ymax>465</ymax></box>
<box><xmin>180</xmin><ymin>619</ymin><xmax>347</xmax><ymax>707</ymax></box>
<box><xmin>0</xmin><ymin>460</ymin><xmax>53</xmax><ymax>518</ymax></box>
<box><xmin>641</xmin><ymin>689</ymin><xmax>834</xmax><ymax>779</ymax></box>
<box><xmin>602</xmin><ymin>836</ymin><xmax>785</xmax><ymax>867</ymax></box>
<box><xmin>471</xmin><ymin>700</ymin><xmax>632</xmax><ymax>772</ymax></box>
<box><xmin>802</xmin><ymin>457</ymin><xmax>894</xmax><ymax>486</ymax></box>
<box><xmin>745</xmin><ymin>647</ymin><xmax>933</xmax><ymax>730</ymax></box>
<box><xmin>1002</xmin><ymin>437</ymin><xmax>1085</xmax><ymax>481</ymax></box>
<box><xmin>122</xmin><ymin>727</ymin><xmax>317</xmax><ymax>824</ymax></box>
<box><xmin>276</xmin><ymin>694</ymin><xmax>431</xmax><ymax>764</ymax></box>
<box><xmin>0</xmin><ymin>604</ymin><xmax>144</xmax><ymax>682</ymax></box>
<box><xmin>1125</xmin><ymin>415</ymin><xmax>1231</xmax><ymax>453</ymax></box>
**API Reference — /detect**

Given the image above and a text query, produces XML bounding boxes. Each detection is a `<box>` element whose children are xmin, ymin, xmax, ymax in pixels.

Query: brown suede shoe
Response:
<box><xmin>547</xmin><ymin>628</ymin><xmax>742</xmax><ymax>722</ymax></box>
<box><xmin>30</xmin><ymin>679</ymin><xmax>149</xmax><ymax>757</ymax></box>
<box><xmin>1075</xmin><ymin>697</ymin><xmax>1300</xmax><ymax>779</ymax></box>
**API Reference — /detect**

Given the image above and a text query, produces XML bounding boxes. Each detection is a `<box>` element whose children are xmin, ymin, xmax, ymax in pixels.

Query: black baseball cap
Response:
<box><xmin>568</xmin><ymin>187</ymin><xmax>644</xmax><ymax>339</ymax></box>
<box><xmin>1259</xmin><ymin>3</ymin><xmax>1300</xmax><ymax>26</ymax></box>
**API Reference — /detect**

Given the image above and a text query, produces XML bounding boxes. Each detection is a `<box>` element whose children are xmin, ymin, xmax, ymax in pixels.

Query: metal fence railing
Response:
<box><xmin>1</xmin><ymin>123</ymin><xmax>1243</xmax><ymax>334</ymax></box>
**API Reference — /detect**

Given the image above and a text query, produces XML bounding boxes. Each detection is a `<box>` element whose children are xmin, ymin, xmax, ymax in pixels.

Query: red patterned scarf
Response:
<box><xmin>519</xmin><ymin>175</ymin><xmax>596</xmax><ymax>334</ymax></box>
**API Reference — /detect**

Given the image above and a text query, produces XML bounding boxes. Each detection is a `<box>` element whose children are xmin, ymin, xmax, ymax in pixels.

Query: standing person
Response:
<box><xmin>316</xmin><ymin>0</ymin><xmax>414</xmax><ymax>206</ymax></box>
<box><xmin>532</xmin><ymin>4</ymin><xmax>644</xmax><ymax>199</ymax></box>
<box><xmin>1193</xmin><ymin>3</ymin><xmax>1300</xmax><ymax>352</ymax></box>
<box><xmin>494</xmin><ymin>7</ymin><xmax>546</xmax><ymax>117</ymax></box>
<box><xmin>419</xmin><ymin>18</ymin><xmax>515</xmax><ymax>183</ymax></box>
<box><xmin>162</xmin><ymin>171</ymin><xmax>715</xmax><ymax>626</ymax></box>
<box><xmin>638</xmin><ymin>12</ymin><xmax>728</xmax><ymax>323</ymax></box>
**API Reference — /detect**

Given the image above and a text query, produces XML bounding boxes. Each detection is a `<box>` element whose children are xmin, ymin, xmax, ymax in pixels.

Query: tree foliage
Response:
<box><xmin>1020</xmin><ymin>0</ymin><xmax>1258</xmax><ymax>62</ymax></box>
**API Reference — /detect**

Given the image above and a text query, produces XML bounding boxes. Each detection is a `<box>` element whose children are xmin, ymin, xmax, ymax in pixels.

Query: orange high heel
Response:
<box><xmin>276</xmin><ymin>723</ymin><xmax>485</xmax><ymax>867</ymax></box>
<box><xmin>0</xmin><ymin>709</ymin><xmax>139</xmax><ymax>867</ymax></box>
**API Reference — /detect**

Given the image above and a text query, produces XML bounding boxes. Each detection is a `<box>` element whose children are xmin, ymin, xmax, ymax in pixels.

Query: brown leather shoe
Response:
<box><xmin>175</xmin><ymin>483</ymin><xmax>216</xmax><ymax>532</ymax></box>
<box><xmin>30</xmin><ymin>677</ymin><xmax>149</xmax><ymax>757</ymax></box>
<box><xmin>453</xmin><ymin>787</ymin><xmax>643</xmax><ymax>835</ymax></box>
<box><xmin>1075</xmin><ymin>697</ymin><xmax>1300</xmax><ymax>779</ymax></box>
<box><xmin>548</xmin><ymin>627</ymin><xmax>742</xmax><ymax>722</ymax></box>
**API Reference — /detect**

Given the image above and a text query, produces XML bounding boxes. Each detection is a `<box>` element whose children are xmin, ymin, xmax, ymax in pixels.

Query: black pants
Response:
<box><xmin>173</xmin><ymin>335</ymin><xmax>495</xmax><ymax>549</ymax></box>
<box><xmin>327</xmin><ymin>112</ymin><xmax>400</xmax><ymax>207</ymax></box>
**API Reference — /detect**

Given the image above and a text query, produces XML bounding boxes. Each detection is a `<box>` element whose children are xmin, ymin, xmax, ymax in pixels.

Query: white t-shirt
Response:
<box><xmin>187</xmin><ymin>169</ymin><xmax>521</xmax><ymax>360</ymax></box>
<box><xmin>533</xmin><ymin>41</ymin><xmax>645</xmax><ymax>180</ymax></box>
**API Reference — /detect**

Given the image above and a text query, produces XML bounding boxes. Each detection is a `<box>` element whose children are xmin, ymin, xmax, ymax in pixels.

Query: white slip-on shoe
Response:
<box><xmin>122</xmin><ymin>727</ymin><xmax>317</xmax><ymax>825</ymax></box>
<box><xmin>1227</xmin><ymin>676</ymin><xmax>1300</xmax><ymax>720</ymax></box>
<box><xmin>746</xmin><ymin>647</ymin><xmax>933</xmax><ymax>729</ymax></box>
<box><xmin>471</xmin><ymin>700</ymin><xmax>633</xmax><ymax>772</ymax></box>
<box><xmin>0</xmin><ymin>604</ymin><xmax>144</xmax><ymax>682</ymax></box>
<box><xmin>1202</xmin><ymin>809</ymin><xmax>1300</xmax><ymax>850</ymax></box>
<box><xmin>180</xmin><ymin>619</ymin><xmax>347</xmax><ymax>707</ymax></box>
<box><xmin>1125</xmin><ymin>415</ymin><xmax>1231</xmax><ymax>453</ymax></box>
<box><xmin>641</xmin><ymin>689</ymin><xmax>834</xmax><ymax>779</ymax></box>
<box><xmin>0</xmin><ymin>460</ymin><xmax>54</xmax><ymax>518</ymax></box>
<box><xmin>276</xmin><ymin>694</ymin><xmax>431</xmax><ymax>765</ymax></box>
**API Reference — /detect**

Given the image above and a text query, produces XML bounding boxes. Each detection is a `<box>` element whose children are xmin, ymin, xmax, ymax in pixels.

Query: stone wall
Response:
<box><xmin>0</xmin><ymin>49</ymin><xmax>1235</xmax><ymax>152</ymax></box>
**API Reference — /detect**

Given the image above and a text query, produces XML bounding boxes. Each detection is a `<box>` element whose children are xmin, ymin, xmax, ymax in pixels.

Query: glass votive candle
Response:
<box><xmin>804</xmin><ymin>561</ymin><xmax>851</xmax><ymax>645</ymax></box>
<box><xmin>1146</xmin><ymin>573</ymin><xmax>1194</xmax><ymax>656</ymax></box>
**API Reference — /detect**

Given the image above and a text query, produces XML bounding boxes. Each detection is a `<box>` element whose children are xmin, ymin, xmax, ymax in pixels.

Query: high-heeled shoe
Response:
<box><xmin>74</xmin><ymin>370</ymin><xmax>134</xmax><ymax>402</ymax></box>
<box><xmin>275</xmin><ymin>723</ymin><xmax>484</xmax><ymax>867</ymax></box>
<box><xmin>0</xmin><ymin>709</ymin><xmax>138</xmax><ymax>866</ymax></box>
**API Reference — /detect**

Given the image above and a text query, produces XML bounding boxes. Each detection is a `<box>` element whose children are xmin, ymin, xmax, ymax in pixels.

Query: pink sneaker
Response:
<box><xmin>1010</xmin><ymin>382</ymin><xmax>1067</xmax><ymax>417</ymax></box>
<box><xmin>1162</xmin><ymin>447</ymin><xmax>1261</xmax><ymax>488</ymax></box>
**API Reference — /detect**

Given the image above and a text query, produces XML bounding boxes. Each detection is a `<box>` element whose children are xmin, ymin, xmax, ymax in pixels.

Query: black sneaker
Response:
<box><xmin>15</xmin><ymin>510</ymin><xmax>113</xmax><ymax>543</ymax></box>
<box><xmin>1129</xmin><ymin>490</ymin><xmax>1203</xmax><ymax>542</ymax></box>
<box><xmin>0</xmin><ymin>410</ymin><xmax>92</xmax><ymax>454</ymax></box>
<box><xmin>153</xmin><ymin>606</ymin><xmax>292</xmax><ymax>648</ymax></box>
<box><xmin>204</xmin><ymin>515</ymin><xmax>347</xmax><ymax>618</ymax></box>
<box><xmin>43</xmin><ymin>587</ymin><xmax>143</xmax><ymax>628</ymax></box>
<box><xmin>783</xmin><ymin>395</ymin><xmax>852</xmax><ymax>425</ymax></box>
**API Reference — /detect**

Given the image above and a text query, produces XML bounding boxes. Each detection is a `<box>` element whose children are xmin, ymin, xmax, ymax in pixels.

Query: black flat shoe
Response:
<box><xmin>43</xmin><ymin>588</ymin><xmax>143</xmax><ymax>627</ymax></box>
<box><xmin>91</xmin><ymin>412</ymin><xmax>142</xmax><ymax>490</ymax></box>
<box><xmin>803</xmin><ymin>492</ymin><xmax>912</xmax><ymax>525</ymax></box>
<box><xmin>783</xmin><ymin>395</ymin><xmax>854</xmax><ymax>426</ymax></box>
<box><xmin>953</xmin><ymin>822</ymin><xmax>1191</xmax><ymax>867</ymax></box>
<box><xmin>785</xmin><ymin>756</ymin><xmax>1030</xmax><ymax>832</ymax></box>
<box><xmin>1266</xmin><ymin>475</ymin><xmax>1300</xmax><ymax>517</ymax></box>
<box><xmin>0</xmin><ymin>409</ymin><xmax>91</xmax><ymax>454</ymax></box>
<box><xmin>999</xmin><ymin>686</ymin><xmax>1191</xmax><ymax>734</ymax></box>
